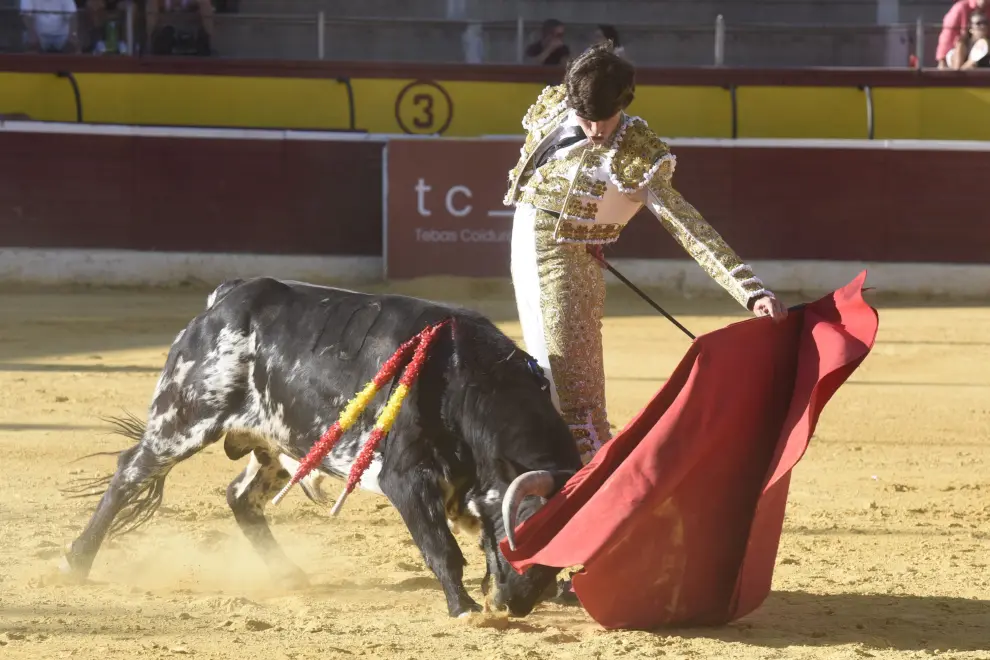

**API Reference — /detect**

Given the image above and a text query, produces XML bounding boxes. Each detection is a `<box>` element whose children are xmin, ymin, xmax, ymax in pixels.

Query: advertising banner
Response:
<box><xmin>384</xmin><ymin>138</ymin><xmax>522</xmax><ymax>278</ymax></box>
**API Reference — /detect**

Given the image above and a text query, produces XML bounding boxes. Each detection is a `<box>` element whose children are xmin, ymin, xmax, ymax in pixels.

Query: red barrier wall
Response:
<box><xmin>0</xmin><ymin>131</ymin><xmax>383</xmax><ymax>255</ymax></box>
<box><xmin>3</xmin><ymin>127</ymin><xmax>990</xmax><ymax>276</ymax></box>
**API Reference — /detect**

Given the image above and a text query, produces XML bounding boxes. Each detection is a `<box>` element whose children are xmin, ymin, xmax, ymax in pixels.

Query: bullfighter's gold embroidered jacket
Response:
<box><xmin>503</xmin><ymin>83</ymin><xmax>770</xmax><ymax>309</ymax></box>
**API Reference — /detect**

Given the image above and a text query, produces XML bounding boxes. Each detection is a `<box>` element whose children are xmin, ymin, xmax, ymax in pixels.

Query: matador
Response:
<box><xmin>504</xmin><ymin>43</ymin><xmax>787</xmax><ymax>465</ymax></box>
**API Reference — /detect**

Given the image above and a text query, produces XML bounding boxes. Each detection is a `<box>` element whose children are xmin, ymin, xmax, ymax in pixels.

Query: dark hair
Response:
<box><xmin>541</xmin><ymin>18</ymin><xmax>564</xmax><ymax>36</ymax></box>
<box><xmin>564</xmin><ymin>41</ymin><xmax>635</xmax><ymax>121</ymax></box>
<box><xmin>598</xmin><ymin>24</ymin><xmax>621</xmax><ymax>47</ymax></box>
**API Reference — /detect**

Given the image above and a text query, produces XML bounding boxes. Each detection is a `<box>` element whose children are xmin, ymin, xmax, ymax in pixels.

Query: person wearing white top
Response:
<box><xmin>20</xmin><ymin>0</ymin><xmax>79</xmax><ymax>52</ymax></box>
<box><xmin>944</xmin><ymin>10</ymin><xmax>990</xmax><ymax>68</ymax></box>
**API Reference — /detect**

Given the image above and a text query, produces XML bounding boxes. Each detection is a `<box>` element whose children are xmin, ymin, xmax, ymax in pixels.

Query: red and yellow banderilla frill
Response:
<box><xmin>271</xmin><ymin>319</ymin><xmax>450</xmax><ymax>515</ymax></box>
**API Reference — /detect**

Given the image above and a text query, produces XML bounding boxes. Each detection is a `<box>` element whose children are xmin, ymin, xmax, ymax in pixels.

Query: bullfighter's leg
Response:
<box><xmin>225</xmin><ymin>448</ymin><xmax>309</xmax><ymax>589</ymax></box>
<box><xmin>511</xmin><ymin>203</ymin><xmax>562</xmax><ymax>411</ymax></box>
<box><xmin>379</xmin><ymin>461</ymin><xmax>481</xmax><ymax>618</ymax></box>
<box><xmin>511</xmin><ymin>205</ymin><xmax>612</xmax><ymax>463</ymax></box>
<box><xmin>510</xmin><ymin>206</ymin><xmax>607</xmax><ymax>607</ymax></box>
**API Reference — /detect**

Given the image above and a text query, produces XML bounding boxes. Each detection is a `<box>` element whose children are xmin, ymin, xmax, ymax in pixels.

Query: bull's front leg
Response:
<box><xmin>380</xmin><ymin>466</ymin><xmax>481</xmax><ymax>617</ymax></box>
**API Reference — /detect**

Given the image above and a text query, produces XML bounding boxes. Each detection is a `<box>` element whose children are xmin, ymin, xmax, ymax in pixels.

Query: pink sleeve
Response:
<box><xmin>936</xmin><ymin>2</ymin><xmax>966</xmax><ymax>62</ymax></box>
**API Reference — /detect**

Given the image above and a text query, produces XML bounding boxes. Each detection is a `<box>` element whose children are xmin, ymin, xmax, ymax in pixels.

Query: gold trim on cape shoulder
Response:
<box><xmin>607</xmin><ymin>115</ymin><xmax>677</xmax><ymax>194</ymax></box>
<box><xmin>503</xmin><ymin>85</ymin><xmax>571</xmax><ymax>206</ymax></box>
<box><xmin>522</xmin><ymin>84</ymin><xmax>568</xmax><ymax>132</ymax></box>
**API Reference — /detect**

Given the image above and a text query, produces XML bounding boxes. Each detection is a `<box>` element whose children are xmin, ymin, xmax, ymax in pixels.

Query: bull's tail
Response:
<box><xmin>58</xmin><ymin>410</ymin><xmax>166</xmax><ymax>540</ymax></box>
<box><xmin>60</xmin><ymin>410</ymin><xmax>146</xmax><ymax>486</ymax></box>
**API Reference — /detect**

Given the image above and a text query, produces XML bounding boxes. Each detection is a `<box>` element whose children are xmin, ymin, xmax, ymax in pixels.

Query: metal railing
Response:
<box><xmin>0</xmin><ymin>8</ymin><xmax>964</xmax><ymax>69</ymax></box>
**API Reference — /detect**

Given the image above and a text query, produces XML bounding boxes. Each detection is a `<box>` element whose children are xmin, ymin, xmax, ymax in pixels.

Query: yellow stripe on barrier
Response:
<box><xmin>4</xmin><ymin>70</ymin><xmax>990</xmax><ymax>141</ymax></box>
<box><xmin>0</xmin><ymin>73</ymin><xmax>79</xmax><ymax>123</ymax></box>
<box><xmin>873</xmin><ymin>87</ymin><xmax>990</xmax><ymax>141</ymax></box>
<box><xmin>735</xmin><ymin>86</ymin><xmax>868</xmax><ymax>139</ymax></box>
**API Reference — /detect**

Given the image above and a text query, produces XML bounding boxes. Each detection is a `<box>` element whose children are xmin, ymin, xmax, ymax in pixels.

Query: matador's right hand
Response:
<box><xmin>752</xmin><ymin>294</ymin><xmax>788</xmax><ymax>322</ymax></box>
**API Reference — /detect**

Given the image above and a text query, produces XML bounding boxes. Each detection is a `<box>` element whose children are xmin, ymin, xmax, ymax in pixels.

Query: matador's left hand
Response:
<box><xmin>752</xmin><ymin>293</ymin><xmax>788</xmax><ymax>322</ymax></box>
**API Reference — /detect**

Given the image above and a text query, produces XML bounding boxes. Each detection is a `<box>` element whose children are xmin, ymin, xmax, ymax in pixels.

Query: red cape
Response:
<box><xmin>500</xmin><ymin>271</ymin><xmax>879</xmax><ymax>629</ymax></box>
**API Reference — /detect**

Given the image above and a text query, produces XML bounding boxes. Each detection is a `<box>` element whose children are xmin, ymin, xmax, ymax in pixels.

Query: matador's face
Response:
<box><xmin>574</xmin><ymin>111</ymin><xmax>623</xmax><ymax>146</ymax></box>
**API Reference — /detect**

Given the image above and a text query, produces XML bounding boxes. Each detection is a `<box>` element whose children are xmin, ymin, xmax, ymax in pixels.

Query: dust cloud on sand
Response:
<box><xmin>1</xmin><ymin>281</ymin><xmax>988</xmax><ymax>659</ymax></box>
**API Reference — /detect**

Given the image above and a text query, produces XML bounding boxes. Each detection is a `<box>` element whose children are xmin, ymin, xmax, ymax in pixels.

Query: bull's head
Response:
<box><xmin>480</xmin><ymin>469</ymin><xmax>574</xmax><ymax>616</ymax></box>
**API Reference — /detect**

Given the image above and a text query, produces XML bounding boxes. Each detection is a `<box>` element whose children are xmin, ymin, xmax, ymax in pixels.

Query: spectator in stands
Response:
<box><xmin>526</xmin><ymin>18</ymin><xmax>570</xmax><ymax>66</ymax></box>
<box><xmin>146</xmin><ymin>0</ymin><xmax>214</xmax><ymax>56</ymax></box>
<box><xmin>594</xmin><ymin>24</ymin><xmax>627</xmax><ymax>60</ymax></box>
<box><xmin>944</xmin><ymin>10</ymin><xmax>990</xmax><ymax>68</ymax></box>
<box><xmin>936</xmin><ymin>0</ymin><xmax>987</xmax><ymax>67</ymax></box>
<box><xmin>78</xmin><ymin>0</ymin><xmax>129</xmax><ymax>53</ymax></box>
<box><xmin>20</xmin><ymin>0</ymin><xmax>80</xmax><ymax>52</ymax></box>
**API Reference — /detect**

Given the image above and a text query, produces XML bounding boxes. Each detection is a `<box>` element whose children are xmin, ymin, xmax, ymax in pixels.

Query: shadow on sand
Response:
<box><xmin>673</xmin><ymin>589</ymin><xmax>990</xmax><ymax>653</ymax></box>
<box><xmin>300</xmin><ymin>575</ymin><xmax>990</xmax><ymax>652</ymax></box>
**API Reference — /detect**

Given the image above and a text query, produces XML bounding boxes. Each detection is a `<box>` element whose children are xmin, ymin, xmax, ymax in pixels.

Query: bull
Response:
<box><xmin>59</xmin><ymin>277</ymin><xmax>582</xmax><ymax>618</ymax></box>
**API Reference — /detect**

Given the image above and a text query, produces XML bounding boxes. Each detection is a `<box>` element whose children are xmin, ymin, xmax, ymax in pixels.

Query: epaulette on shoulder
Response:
<box><xmin>521</xmin><ymin>84</ymin><xmax>568</xmax><ymax>132</ymax></box>
<box><xmin>607</xmin><ymin>115</ymin><xmax>677</xmax><ymax>194</ymax></box>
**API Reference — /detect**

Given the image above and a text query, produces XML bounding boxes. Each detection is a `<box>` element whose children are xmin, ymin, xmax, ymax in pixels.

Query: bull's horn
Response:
<box><xmin>502</xmin><ymin>470</ymin><xmax>555</xmax><ymax>552</ymax></box>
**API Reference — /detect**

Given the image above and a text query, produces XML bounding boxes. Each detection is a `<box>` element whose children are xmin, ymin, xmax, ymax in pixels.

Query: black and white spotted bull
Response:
<box><xmin>59</xmin><ymin>277</ymin><xmax>583</xmax><ymax>618</ymax></box>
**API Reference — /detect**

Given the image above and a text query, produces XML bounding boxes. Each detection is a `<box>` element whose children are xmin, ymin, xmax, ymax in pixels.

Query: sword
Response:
<box><xmin>588</xmin><ymin>248</ymin><xmax>807</xmax><ymax>339</ymax></box>
<box><xmin>586</xmin><ymin>247</ymin><xmax>696</xmax><ymax>341</ymax></box>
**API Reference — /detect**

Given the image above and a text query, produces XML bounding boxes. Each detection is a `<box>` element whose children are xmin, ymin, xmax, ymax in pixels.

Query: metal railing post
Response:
<box><xmin>860</xmin><ymin>84</ymin><xmax>875</xmax><ymax>139</ymax></box>
<box><xmin>318</xmin><ymin>11</ymin><xmax>325</xmax><ymax>60</ymax></box>
<box><xmin>56</xmin><ymin>71</ymin><xmax>83</xmax><ymax>123</ymax></box>
<box><xmin>516</xmin><ymin>14</ymin><xmax>524</xmax><ymax>63</ymax></box>
<box><xmin>125</xmin><ymin>2</ymin><xmax>134</xmax><ymax>55</ymax></box>
<box><xmin>728</xmin><ymin>84</ymin><xmax>737</xmax><ymax>138</ymax></box>
<box><xmin>915</xmin><ymin>16</ymin><xmax>924</xmax><ymax>69</ymax></box>
<box><xmin>714</xmin><ymin>14</ymin><xmax>725</xmax><ymax>66</ymax></box>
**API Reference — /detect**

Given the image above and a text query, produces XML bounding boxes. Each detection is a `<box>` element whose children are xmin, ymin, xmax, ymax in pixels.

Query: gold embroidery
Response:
<box><xmin>518</xmin><ymin>187</ymin><xmax>564</xmax><ymax>213</ymax></box>
<box><xmin>532</xmin><ymin>208</ymin><xmax>611</xmax><ymax>462</ymax></box>
<box><xmin>575</xmin><ymin>179</ymin><xmax>607</xmax><ymax>200</ymax></box>
<box><xmin>517</xmin><ymin>155</ymin><xmax>576</xmax><ymax>212</ymax></box>
<box><xmin>504</xmin><ymin>85</ymin><xmax>570</xmax><ymax>206</ymax></box>
<box><xmin>562</xmin><ymin>198</ymin><xmax>599</xmax><ymax>221</ymax></box>
<box><xmin>571</xmin><ymin>151</ymin><xmax>608</xmax><ymax>200</ymax></box>
<box><xmin>553</xmin><ymin>221</ymin><xmax>623</xmax><ymax>244</ymax></box>
<box><xmin>609</xmin><ymin>116</ymin><xmax>674</xmax><ymax>193</ymax></box>
<box><xmin>645</xmin><ymin>174</ymin><xmax>765</xmax><ymax>308</ymax></box>
<box><xmin>522</xmin><ymin>84</ymin><xmax>567</xmax><ymax>132</ymax></box>
<box><xmin>582</xmin><ymin>151</ymin><xmax>606</xmax><ymax>170</ymax></box>
<box><xmin>504</xmin><ymin>132</ymin><xmax>541</xmax><ymax>205</ymax></box>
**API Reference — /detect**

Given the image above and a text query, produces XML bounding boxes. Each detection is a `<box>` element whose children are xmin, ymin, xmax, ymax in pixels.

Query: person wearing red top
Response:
<box><xmin>937</xmin><ymin>0</ymin><xmax>988</xmax><ymax>66</ymax></box>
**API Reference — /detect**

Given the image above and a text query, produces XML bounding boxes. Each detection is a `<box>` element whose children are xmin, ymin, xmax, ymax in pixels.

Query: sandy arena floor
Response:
<box><xmin>0</xmin><ymin>278</ymin><xmax>988</xmax><ymax>660</ymax></box>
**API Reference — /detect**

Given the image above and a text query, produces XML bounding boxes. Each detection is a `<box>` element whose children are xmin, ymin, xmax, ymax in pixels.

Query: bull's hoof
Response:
<box><xmin>451</xmin><ymin>600</ymin><xmax>483</xmax><ymax>619</ymax></box>
<box><xmin>457</xmin><ymin>610</ymin><xmax>511</xmax><ymax>629</ymax></box>
<box><xmin>549</xmin><ymin>578</ymin><xmax>581</xmax><ymax>606</ymax></box>
<box><xmin>56</xmin><ymin>547</ymin><xmax>91</xmax><ymax>584</ymax></box>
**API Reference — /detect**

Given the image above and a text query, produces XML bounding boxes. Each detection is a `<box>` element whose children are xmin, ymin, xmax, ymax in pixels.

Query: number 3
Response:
<box><xmin>413</xmin><ymin>93</ymin><xmax>434</xmax><ymax>129</ymax></box>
